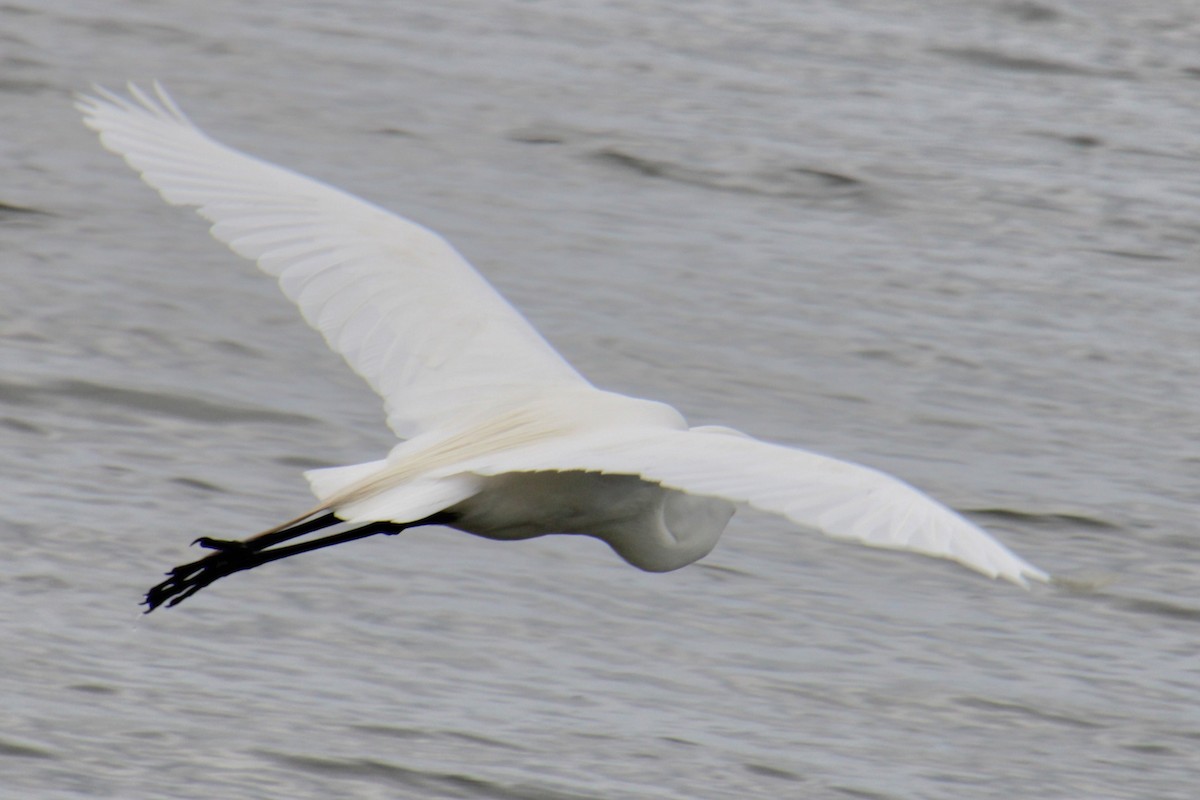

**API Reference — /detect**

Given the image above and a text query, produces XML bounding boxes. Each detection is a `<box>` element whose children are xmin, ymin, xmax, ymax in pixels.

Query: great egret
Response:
<box><xmin>77</xmin><ymin>83</ymin><xmax>1048</xmax><ymax>611</ymax></box>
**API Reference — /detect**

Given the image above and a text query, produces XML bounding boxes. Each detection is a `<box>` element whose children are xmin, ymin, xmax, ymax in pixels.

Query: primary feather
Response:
<box><xmin>76</xmin><ymin>82</ymin><xmax>585</xmax><ymax>439</ymax></box>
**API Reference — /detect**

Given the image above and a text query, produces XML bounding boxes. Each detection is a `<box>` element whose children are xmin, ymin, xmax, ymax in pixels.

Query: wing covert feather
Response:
<box><xmin>77</xmin><ymin>83</ymin><xmax>587</xmax><ymax>437</ymax></box>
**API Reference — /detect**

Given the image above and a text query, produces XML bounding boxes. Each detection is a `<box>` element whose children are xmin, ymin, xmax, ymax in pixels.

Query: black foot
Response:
<box><xmin>143</xmin><ymin>544</ymin><xmax>257</xmax><ymax>612</ymax></box>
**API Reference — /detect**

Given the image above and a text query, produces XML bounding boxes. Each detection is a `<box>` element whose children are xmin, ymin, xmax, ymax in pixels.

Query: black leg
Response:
<box><xmin>143</xmin><ymin>511</ymin><xmax>455</xmax><ymax>612</ymax></box>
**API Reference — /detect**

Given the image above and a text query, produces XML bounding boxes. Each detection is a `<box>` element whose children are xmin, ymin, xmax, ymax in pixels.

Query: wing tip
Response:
<box><xmin>75</xmin><ymin>80</ymin><xmax>190</xmax><ymax>131</ymax></box>
<box><xmin>1009</xmin><ymin>562</ymin><xmax>1051</xmax><ymax>589</ymax></box>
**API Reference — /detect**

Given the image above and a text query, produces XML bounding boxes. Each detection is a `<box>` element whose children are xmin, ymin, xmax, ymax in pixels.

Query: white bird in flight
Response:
<box><xmin>77</xmin><ymin>83</ymin><xmax>1047</xmax><ymax>611</ymax></box>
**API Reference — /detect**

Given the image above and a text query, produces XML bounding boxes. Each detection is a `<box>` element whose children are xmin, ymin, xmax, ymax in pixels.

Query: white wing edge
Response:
<box><xmin>448</xmin><ymin>425</ymin><xmax>1049</xmax><ymax>586</ymax></box>
<box><xmin>74</xmin><ymin>82</ymin><xmax>589</xmax><ymax>438</ymax></box>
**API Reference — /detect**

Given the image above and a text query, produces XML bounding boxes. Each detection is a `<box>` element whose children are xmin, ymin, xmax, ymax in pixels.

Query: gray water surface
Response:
<box><xmin>3</xmin><ymin>1</ymin><xmax>1199</xmax><ymax>798</ymax></box>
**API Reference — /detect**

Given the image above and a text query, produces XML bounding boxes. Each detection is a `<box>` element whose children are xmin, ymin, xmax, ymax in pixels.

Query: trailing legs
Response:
<box><xmin>143</xmin><ymin>510</ymin><xmax>455</xmax><ymax>612</ymax></box>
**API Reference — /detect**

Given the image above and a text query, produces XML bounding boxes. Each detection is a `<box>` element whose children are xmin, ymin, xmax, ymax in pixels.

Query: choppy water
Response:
<box><xmin>3</xmin><ymin>1</ymin><xmax>1199</xmax><ymax>798</ymax></box>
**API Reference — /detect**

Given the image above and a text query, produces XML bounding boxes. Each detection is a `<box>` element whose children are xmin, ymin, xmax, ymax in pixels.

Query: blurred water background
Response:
<box><xmin>2</xmin><ymin>1</ymin><xmax>1199</xmax><ymax>798</ymax></box>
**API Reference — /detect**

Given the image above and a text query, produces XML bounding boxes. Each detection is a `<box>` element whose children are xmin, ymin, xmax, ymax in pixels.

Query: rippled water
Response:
<box><xmin>3</xmin><ymin>1</ymin><xmax>1199</xmax><ymax>798</ymax></box>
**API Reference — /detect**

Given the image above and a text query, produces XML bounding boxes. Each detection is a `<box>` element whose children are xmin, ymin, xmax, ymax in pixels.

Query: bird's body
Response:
<box><xmin>303</xmin><ymin>384</ymin><xmax>737</xmax><ymax>572</ymax></box>
<box><xmin>76</xmin><ymin>83</ymin><xmax>1047</xmax><ymax>610</ymax></box>
<box><xmin>451</xmin><ymin>472</ymin><xmax>736</xmax><ymax>572</ymax></box>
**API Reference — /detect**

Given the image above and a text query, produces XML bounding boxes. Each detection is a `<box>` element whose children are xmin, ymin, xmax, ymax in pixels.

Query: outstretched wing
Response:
<box><xmin>456</xmin><ymin>425</ymin><xmax>1048</xmax><ymax>585</ymax></box>
<box><xmin>77</xmin><ymin>83</ymin><xmax>588</xmax><ymax>438</ymax></box>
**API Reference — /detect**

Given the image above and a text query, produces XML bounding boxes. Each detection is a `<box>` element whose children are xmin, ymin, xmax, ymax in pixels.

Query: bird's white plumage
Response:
<box><xmin>78</xmin><ymin>83</ymin><xmax>1048</xmax><ymax>587</ymax></box>
<box><xmin>76</xmin><ymin>83</ymin><xmax>586</xmax><ymax>439</ymax></box>
<box><xmin>447</xmin><ymin>425</ymin><xmax>1042</xmax><ymax>581</ymax></box>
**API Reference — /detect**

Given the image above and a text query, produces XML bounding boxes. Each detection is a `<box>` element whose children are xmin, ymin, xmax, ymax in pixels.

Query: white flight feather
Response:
<box><xmin>76</xmin><ymin>82</ymin><xmax>586</xmax><ymax>439</ymax></box>
<box><xmin>440</xmin><ymin>425</ymin><xmax>1048</xmax><ymax>584</ymax></box>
